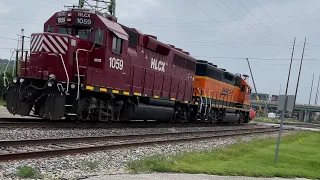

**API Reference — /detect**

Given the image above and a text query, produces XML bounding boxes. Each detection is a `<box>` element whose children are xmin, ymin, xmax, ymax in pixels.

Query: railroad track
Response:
<box><xmin>0</xmin><ymin>117</ymin><xmax>258</xmax><ymax>129</ymax></box>
<box><xmin>0</xmin><ymin>126</ymin><xmax>281</xmax><ymax>162</ymax></box>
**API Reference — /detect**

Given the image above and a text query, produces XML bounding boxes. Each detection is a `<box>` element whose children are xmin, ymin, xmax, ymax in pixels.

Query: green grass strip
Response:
<box><xmin>128</xmin><ymin>131</ymin><xmax>320</xmax><ymax>179</ymax></box>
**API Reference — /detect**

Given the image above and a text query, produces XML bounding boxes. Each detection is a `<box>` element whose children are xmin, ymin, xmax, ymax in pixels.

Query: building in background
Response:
<box><xmin>251</xmin><ymin>93</ymin><xmax>269</xmax><ymax>101</ymax></box>
<box><xmin>271</xmin><ymin>95</ymin><xmax>279</xmax><ymax>101</ymax></box>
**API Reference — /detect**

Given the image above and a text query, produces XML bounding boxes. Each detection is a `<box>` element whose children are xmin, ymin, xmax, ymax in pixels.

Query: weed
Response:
<box><xmin>16</xmin><ymin>165</ymin><xmax>38</xmax><ymax>179</ymax></box>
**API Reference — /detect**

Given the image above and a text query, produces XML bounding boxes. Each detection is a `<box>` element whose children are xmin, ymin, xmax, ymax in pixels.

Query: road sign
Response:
<box><xmin>277</xmin><ymin>95</ymin><xmax>295</xmax><ymax>112</ymax></box>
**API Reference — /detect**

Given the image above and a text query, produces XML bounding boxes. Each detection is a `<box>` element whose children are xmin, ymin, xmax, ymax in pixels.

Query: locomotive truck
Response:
<box><xmin>5</xmin><ymin>7</ymin><xmax>254</xmax><ymax>124</ymax></box>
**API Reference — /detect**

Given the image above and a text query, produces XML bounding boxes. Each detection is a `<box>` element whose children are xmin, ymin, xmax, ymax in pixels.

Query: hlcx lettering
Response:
<box><xmin>151</xmin><ymin>58</ymin><xmax>165</xmax><ymax>72</ymax></box>
<box><xmin>222</xmin><ymin>87</ymin><xmax>234</xmax><ymax>94</ymax></box>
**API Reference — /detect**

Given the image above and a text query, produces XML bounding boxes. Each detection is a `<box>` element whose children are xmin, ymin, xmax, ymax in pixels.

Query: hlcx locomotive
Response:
<box><xmin>5</xmin><ymin>7</ymin><xmax>254</xmax><ymax>124</ymax></box>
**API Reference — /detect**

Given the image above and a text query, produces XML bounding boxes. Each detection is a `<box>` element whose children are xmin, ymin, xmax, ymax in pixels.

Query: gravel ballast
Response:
<box><xmin>0</xmin><ymin>130</ymin><xmax>296</xmax><ymax>180</ymax></box>
<box><xmin>0</xmin><ymin>124</ymin><xmax>260</xmax><ymax>140</ymax></box>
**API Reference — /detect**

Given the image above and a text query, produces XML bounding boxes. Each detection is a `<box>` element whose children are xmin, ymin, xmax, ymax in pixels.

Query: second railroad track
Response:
<box><xmin>0</xmin><ymin>126</ymin><xmax>283</xmax><ymax>162</ymax></box>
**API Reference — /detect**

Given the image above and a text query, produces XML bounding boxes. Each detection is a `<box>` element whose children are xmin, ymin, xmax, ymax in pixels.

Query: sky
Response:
<box><xmin>0</xmin><ymin>0</ymin><xmax>319</xmax><ymax>104</ymax></box>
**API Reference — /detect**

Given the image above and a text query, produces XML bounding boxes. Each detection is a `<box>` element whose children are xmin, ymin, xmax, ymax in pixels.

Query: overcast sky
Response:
<box><xmin>0</xmin><ymin>0</ymin><xmax>320</xmax><ymax>104</ymax></box>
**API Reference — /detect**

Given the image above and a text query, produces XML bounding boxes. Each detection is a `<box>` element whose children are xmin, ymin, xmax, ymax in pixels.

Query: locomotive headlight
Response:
<box><xmin>19</xmin><ymin>78</ymin><xmax>24</xmax><ymax>83</ymax></box>
<box><xmin>12</xmin><ymin>77</ymin><xmax>18</xmax><ymax>83</ymax></box>
<box><xmin>48</xmin><ymin>81</ymin><xmax>54</xmax><ymax>87</ymax></box>
<box><xmin>67</xmin><ymin>13</ymin><xmax>72</xmax><ymax>17</ymax></box>
<box><xmin>49</xmin><ymin>74</ymin><xmax>56</xmax><ymax>80</ymax></box>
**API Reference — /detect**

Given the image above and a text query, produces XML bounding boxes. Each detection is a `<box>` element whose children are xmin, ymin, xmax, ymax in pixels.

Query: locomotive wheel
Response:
<box><xmin>6</xmin><ymin>85</ymin><xmax>19</xmax><ymax>114</ymax></box>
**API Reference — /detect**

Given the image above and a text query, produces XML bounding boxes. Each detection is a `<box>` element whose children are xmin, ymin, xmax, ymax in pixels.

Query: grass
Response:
<box><xmin>0</xmin><ymin>99</ymin><xmax>5</xmax><ymax>106</ymax></box>
<box><xmin>16</xmin><ymin>165</ymin><xmax>38</xmax><ymax>179</ymax></box>
<box><xmin>253</xmin><ymin>117</ymin><xmax>297</xmax><ymax>124</ymax></box>
<box><xmin>128</xmin><ymin>131</ymin><xmax>320</xmax><ymax>179</ymax></box>
<box><xmin>83</xmin><ymin>160</ymin><xmax>99</xmax><ymax>170</ymax></box>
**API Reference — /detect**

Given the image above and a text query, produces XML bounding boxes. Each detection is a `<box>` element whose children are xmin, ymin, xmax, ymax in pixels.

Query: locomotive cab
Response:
<box><xmin>6</xmin><ymin>8</ymin><xmax>129</xmax><ymax>120</ymax></box>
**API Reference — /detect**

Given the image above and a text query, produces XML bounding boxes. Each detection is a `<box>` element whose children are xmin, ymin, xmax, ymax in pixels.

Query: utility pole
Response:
<box><xmin>78</xmin><ymin>0</ymin><xmax>85</xmax><ymax>8</ymax></box>
<box><xmin>245</xmin><ymin>58</ymin><xmax>257</xmax><ymax>95</ymax></box>
<box><xmin>284</xmin><ymin>37</ymin><xmax>296</xmax><ymax>95</ymax></box>
<box><xmin>109</xmin><ymin>0</ymin><xmax>116</xmax><ymax>16</ymax></box>
<box><xmin>314</xmin><ymin>75</ymin><xmax>320</xmax><ymax>106</ymax></box>
<box><xmin>292</xmin><ymin>38</ymin><xmax>307</xmax><ymax>117</ymax></box>
<box><xmin>274</xmin><ymin>36</ymin><xmax>296</xmax><ymax>165</ymax></box>
<box><xmin>307</xmin><ymin>74</ymin><xmax>315</xmax><ymax>122</ymax></box>
<box><xmin>278</xmin><ymin>84</ymin><xmax>281</xmax><ymax>96</ymax></box>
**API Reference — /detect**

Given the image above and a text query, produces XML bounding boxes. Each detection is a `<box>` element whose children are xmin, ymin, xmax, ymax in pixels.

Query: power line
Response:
<box><xmin>193</xmin><ymin>56</ymin><xmax>320</xmax><ymax>61</ymax></box>
<box><xmin>216</xmin><ymin>0</ymin><xmax>277</xmax><ymax>44</ymax></box>
<box><xmin>0</xmin><ymin>36</ymin><xmax>19</xmax><ymax>41</ymax></box>
<box><xmin>187</xmin><ymin>0</ymin><xmax>248</xmax><ymax>42</ymax></box>
<box><xmin>0</xmin><ymin>16</ymin><xmax>42</xmax><ymax>26</ymax></box>
<box><xmin>138</xmin><ymin>17</ymin><xmax>320</xmax><ymax>27</ymax></box>
<box><xmin>36</xmin><ymin>0</ymin><xmax>65</xmax><ymax>6</ymax></box>
<box><xmin>252</xmin><ymin>0</ymin><xmax>294</xmax><ymax>38</ymax></box>
<box><xmin>181</xmin><ymin>40</ymin><xmax>292</xmax><ymax>47</ymax></box>
<box><xmin>209</xmin><ymin>0</ymin><xmax>273</xmax><ymax>44</ymax></box>
<box><xmin>235</xmin><ymin>0</ymin><xmax>285</xmax><ymax>42</ymax></box>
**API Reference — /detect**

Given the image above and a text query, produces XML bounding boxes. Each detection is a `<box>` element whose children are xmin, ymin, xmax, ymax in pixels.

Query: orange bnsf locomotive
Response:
<box><xmin>5</xmin><ymin>5</ymin><xmax>254</xmax><ymax>124</ymax></box>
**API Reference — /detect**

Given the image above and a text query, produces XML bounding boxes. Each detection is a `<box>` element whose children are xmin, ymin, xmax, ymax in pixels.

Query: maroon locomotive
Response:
<box><xmin>5</xmin><ymin>6</ymin><xmax>254</xmax><ymax>123</ymax></box>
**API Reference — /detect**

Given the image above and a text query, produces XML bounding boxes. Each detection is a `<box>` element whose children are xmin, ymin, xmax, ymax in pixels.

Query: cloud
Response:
<box><xmin>116</xmin><ymin>0</ymin><xmax>162</xmax><ymax>21</ymax></box>
<box><xmin>0</xmin><ymin>2</ymin><xmax>11</xmax><ymax>15</ymax></box>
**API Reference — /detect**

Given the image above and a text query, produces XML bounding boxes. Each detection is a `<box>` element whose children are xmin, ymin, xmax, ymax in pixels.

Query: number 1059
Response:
<box><xmin>77</xmin><ymin>18</ymin><xmax>91</xmax><ymax>25</ymax></box>
<box><xmin>109</xmin><ymin>57</ymin><xmax>123</xmax><ymax>70</ymax></box>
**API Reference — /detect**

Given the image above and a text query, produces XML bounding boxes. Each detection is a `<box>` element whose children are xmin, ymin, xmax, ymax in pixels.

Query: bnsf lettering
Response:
<box><xmin>151</xmin><ymin>58</ymin><xmax>165</xmax><ymax>72</ymax></box>
<box><xmin>78</xmin><ymin>12</ymin><xmax>91</xmax><ymax>18</ymax></box>
<box><xmin>109</xmin><ymin>57</ymin><xmax>123</xmax><ymax>70</ymax></box>
<box><xmin>222</xmin><ymin>87</ymin><xmax>234</xmax><ymax>94</ymax></box>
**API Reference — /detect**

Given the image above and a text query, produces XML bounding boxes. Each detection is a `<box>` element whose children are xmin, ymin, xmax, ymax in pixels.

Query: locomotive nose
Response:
<box><xmin>249</xmin><ymin>108</ymin><xmax>256</xmax><ymax>120</ymax></box>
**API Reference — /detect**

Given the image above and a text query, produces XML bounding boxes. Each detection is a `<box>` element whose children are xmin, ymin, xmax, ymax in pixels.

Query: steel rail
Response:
<box><xmin>0</xmin><ymin>128</ymin><xmax>281</xmax><ymax>161</ymax></box>
<box><xmin>0</xmin><ymin>127</ymin><xmax>274</xmax><ymax>147</ymax></box>
<box><xmin>0</xmin><ymin>118</ymin><xmax>258</xmax><ymax>129</ymax></box>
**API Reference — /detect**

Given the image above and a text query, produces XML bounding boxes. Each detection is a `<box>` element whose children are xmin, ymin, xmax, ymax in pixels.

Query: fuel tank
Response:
<box><xmin>130</xmin><ymin>103</ymin><xmax>174</xmax><ymax>121</ymax></box>
<box><xmin>220</xmin><ymin>112</ymin><xmax>240</xmax><ymax>123</ymax></box>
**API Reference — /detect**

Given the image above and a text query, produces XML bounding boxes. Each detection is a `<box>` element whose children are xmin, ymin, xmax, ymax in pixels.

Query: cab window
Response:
<box><xmin>75</xmin><ymin>28</ymin><xmax>91</xmax><ymax>40</ymax></box>
<box><xmin>94</xmin><ymin>29</ymin><xmax>105</xmax><ymax>45</ymax></box>
<box><xmin>58</xmin><ymin>27</ymin><xmax>71</xmax><ymax>35</ymax></box>
<box><xmin>240</xmin><ymin>85</ymin><xmax>245</xmax><ymax>92</ymax></box>
<box><xmin>46</xmin><ymin>25</ymin><xmax>54</xmax><ymax>33</ymax></box>
<box><xmin>112</xmin><ymin>35</ymin><xmax>122</xmax><ymax>54</ymax></box>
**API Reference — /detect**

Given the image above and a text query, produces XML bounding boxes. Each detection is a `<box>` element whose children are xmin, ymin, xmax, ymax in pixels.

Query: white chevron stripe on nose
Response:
<box><xmin>55</xmin><ymin>36</ymin><xmax>68</xmax><ymax>51</ymax></box>
<box><xmin>31</xmin><ymin>35</ymin><xmax>41</xmax><ymax>52</ymax></box>
<box><xmin>43</xmin><ymin>36</ymin><xmax>58</xmax><ymax>53</ymax></box>
<box><xmin>30</xmin><ymin>34</ymin><xmax>68</xmax><ymax>54</ymax></box>
<box><xmin>34</xmin><ymin>35</ymin><xmax>43</xmax><ymax>52</ymax></box>
<box><xmin>48</xmin><ymin>35</ymin><xmax>65</xmax><ymax>54</ymax></box>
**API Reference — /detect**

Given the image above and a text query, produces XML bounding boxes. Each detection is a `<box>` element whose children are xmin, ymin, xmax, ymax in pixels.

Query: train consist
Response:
<box><xmin>5</xmin><ymin>5</ymin><xmax>254</xmax><ymax>124</ymax></box>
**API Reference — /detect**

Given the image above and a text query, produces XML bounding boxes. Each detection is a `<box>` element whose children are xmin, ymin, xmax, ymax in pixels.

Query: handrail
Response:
<box><xmin>75</xmin><ymin>49</ymin><xmax>90</xmax><ymax>100</ymax></box>
<box><xmin>48</xmin><ymin>53</ymin><xmax>69</xmax><ymax>93</ymax></box>
<box><xmin>202</xmin><ymin>88</ymin><xmax>207</xmax><ymax>115</ymax></box>
<box><xmin>3</xmin><ymin>50</ymin><xmax>15</xmax><ymax>87</ymax></box>
<box><xmin>197</xmin><ymin>88</ymin><xmax>203</xmax><ymax>113</ymax></box>
<box><xmin>208</xmin><ymin>90</ymin><xmax>214</xmax><ymax>115</ymax></box>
